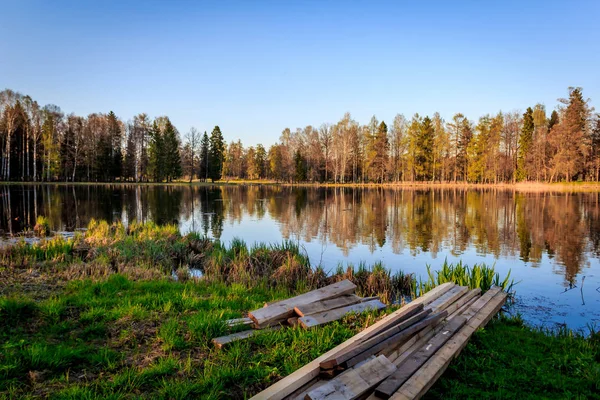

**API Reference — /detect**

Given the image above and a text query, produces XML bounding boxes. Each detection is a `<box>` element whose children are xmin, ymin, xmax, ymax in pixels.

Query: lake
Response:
<box><xmin>1</xmin><ymin>184</ymin><xmax>599</xmax><ymax>331</ymax></box>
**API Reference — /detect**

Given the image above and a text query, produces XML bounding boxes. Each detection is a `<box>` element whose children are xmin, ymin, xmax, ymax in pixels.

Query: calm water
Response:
<box><xmin>1</xmin><ymin>184</ymin><xmax>599</xmax><ymax>331</ymax></box>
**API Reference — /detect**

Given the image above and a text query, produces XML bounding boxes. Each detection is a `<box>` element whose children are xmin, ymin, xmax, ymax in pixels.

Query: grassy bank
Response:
<box><xmin>0</xmin><ymin>220</ymin><xmax>598</xmax><ymax>399</ymax></box>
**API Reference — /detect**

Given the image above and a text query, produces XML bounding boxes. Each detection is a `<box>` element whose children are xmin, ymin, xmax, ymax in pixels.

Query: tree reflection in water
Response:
<box><xmin>1</xmin><ymin>184</ymin><xmax>599</xmax><ymax>286</ymax></box>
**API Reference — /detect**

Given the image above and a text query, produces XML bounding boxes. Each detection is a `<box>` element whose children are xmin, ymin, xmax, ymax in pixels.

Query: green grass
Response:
<box><xmin>417</xmin><ymin>259</ymin><xmax>515</xmax><ymax>296</ymax></box>
<box><xmin>0</xmin><ymin>219</ymin><xmax>597</xmax><ymax>399</ymax></box>
<box><xmin>427</xmin><ymin>315</ymin><xmax>600</xmax><ymax>399</ymax></box>
<box><xmin>0</xmin><ymin>275</ymin><xmax>390</xmax><ymax>399</ymax></box>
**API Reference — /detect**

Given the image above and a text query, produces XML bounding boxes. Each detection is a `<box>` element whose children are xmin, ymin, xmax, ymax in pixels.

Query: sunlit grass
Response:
<box><xmin>416</xmin><ymin>259</ymin><xmax>515</xmax><ymax>297</ymax></box>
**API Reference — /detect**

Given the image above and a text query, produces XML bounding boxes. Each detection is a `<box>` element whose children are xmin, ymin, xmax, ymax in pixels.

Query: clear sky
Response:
<box><xmin>1</xmin><ymin>0</ymin><xmax>599</xmax><ymax>146</ymax></box>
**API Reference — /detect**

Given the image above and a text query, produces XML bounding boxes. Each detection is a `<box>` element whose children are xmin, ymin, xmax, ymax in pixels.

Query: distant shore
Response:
<box><xmin>3</xmin><ymin>179</ymin><xmax>600</xmax><ymax>192</ymax></box>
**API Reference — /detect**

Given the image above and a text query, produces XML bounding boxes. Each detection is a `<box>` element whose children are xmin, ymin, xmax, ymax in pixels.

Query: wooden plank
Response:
<box><xmin>250</xmin><ymin>280</ymin><xmax>357</xmax><ymax>328</ymax></box>
<box><xmin>249</xmin><ymin>282</ymin><xmax>455</xmax><ymax>400</ymax></box>
<box><xmin>439</xmin><ymin>288</ymin><xmax>480</xmax><ymax>317</ymax></box>
<box><xmin>360</xmin><ymin>296</ymin><xmax>381</xmax><ymax>303</ymax></box>
<box><xmin>425</xmin><ymin>286</ymin><xmax>469</xmax><ymax>313</ymax></box>
<box><xmin>389</xmin><ymin>291</ymin><xmax>508</xmax><ymax>400</ymax></box>
<box><xmin>299</xmin><ymin>299</ymin><xmax>387</xmax><ymax>329</ymax></box>
<box><xmin>294</xmin><ymin>295</ymin><xmax>363</xmax><ymax>317</ymax></box>
<box><xmin>306</xmin><ymin>356</ymin><xmax>397</xmax><ymax>400</ymax></box>
<box><xmin>212</xmin><ymin>326</ymin><xmax>281</xmax><ymax>349</ymax></box>
<box><xmin>343</xmin><ymin>312</ymin><xmax>447</xmax><ymax>370</ymax></box>
<box><xmin>448</xmin><ymin>295</ymin><xmax>479</xmax><ymax>320</ymax></box>
<box><xmin>415</xmin><ymin>282</ymin><xmax>456</xmax><ymax>307</ymax></box>
<box><xmin>374</xmin><ymin>317</ymin><xmax>467</xmax><ymax>399</ymax></box>
<box><xmin>358</xmin><ymin>303</ymin><xmax>424</xmax><ymax>344</ymax></box>
<box><xmin>320</xmin><ymin>309</ymin><xmax>431</xmax><ymax>370</ymax></box>
<box><xmin>384</xmin><ymin>289</ymin><xmax>480</xmax><ymax>363</ymax></box>
<box><xmin>226</xmin><ymin>317</ymin><xmax>253</xmax><ymax>327</ymax></box>
<box><xmin>288</xmin><ymin>317</ymin><xmax>299</xmax><ymax>327</ymax></box>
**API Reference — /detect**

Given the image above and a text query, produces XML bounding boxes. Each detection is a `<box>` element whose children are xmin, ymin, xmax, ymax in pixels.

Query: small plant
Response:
<box><xmin>416</xmin><ymin>260</ymin><xmax>514</xmax><ymax>297</ymax></box>
<box><xmin>33</xmin><ymin>216</ymin><xmax>50</xmax><ymax>237</ymax></box>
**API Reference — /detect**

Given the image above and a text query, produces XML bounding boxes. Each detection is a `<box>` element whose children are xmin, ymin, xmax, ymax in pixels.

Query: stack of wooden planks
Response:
<box><xmin>212</xmin><ymin>280</ymin><xmax>387</xmax><ymax>349</ymax></box>
<box><xmin>250</xmin><ymin>282</ymin><xmax>508</xmax><ymax>400</ymax></box>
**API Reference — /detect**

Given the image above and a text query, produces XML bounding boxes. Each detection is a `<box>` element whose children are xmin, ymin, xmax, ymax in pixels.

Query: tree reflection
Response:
<box><xmin>0</xmin><ymin>184</ymin><xmax>597</xmax><ymax>283</ymax></box>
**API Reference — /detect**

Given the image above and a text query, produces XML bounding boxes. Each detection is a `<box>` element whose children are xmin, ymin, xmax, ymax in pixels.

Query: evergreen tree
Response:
<box><xmin>107</xmin><ymin>111</ymin><xmax>122</xmax><ymax>180</ymax></box>
<box><xmin>199</xmin><ymin>132</ymin><xmax>209</xmax><ymax>181</ymax></box>
<box><xmin>548</xmin><ymin>110</ymin><xmax>559</xmax><ymax>131</ymax></box>
<box><xmin>255</xmin><ymin>144</ymin><xmax>267</xmax><ymax>178</ymax></box>
<box><xmin>548</xmin><ymin>87</ymin><xmax>592</xmax><ymax>181</ymax></box>
<box><xmin>208</xmin><ymin>126</ymin><xmax>225</xmax><ymax>181</ymax></box>
<box><xmin>468</xmin><ymin>116</ymin><xmax>491</xmax><ymax>182</ymax></box>
<box><xmin>162</xmin><ymin>119</ymin><xmax>182</xmax><ymax>182</ymax></box>
<box><xmin>517</xmin><ymin>107</ymin><xmax>534</xmax><ymax>181</ymax></box>
<box><xmin>124</xmin><ymin>125</ymin><xmax>136</xmax><ymax>181</ymax></box>
<box><xmin>147</xmin><ymin>121</ymin><xmax>164</xmax><ymax>182</ymax></box>
<box><xmin>416</xmin><ymin>116</ymin><xmax>434</xmax><ymax>180</ymax></box>
<box><xmin>365</xmin><ymin>121</ymin><xmax>389</xmax><ymax>182</ymax></box>
<box><xmin>294</xmin><ymin>150</ymin><xmax>307</xmax><ymax>182</ymax></box>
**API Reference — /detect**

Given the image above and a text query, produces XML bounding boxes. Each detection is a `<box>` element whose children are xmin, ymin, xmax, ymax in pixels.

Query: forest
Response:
<box><xmin>0</xmin><ymin>87</ymin><xmax>598</xmax><ymax>184</ymax></box>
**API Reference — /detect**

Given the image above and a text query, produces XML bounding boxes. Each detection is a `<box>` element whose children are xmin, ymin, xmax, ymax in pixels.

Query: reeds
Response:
<box><xmin>416</xmin><ymin>259</ymin><xmax>515</xmax><ymax>297</ymax></box>
<box><xmin>1</xmin><ymin>220</ymin><xmax>514</xmax><ymax>304</ymax></box>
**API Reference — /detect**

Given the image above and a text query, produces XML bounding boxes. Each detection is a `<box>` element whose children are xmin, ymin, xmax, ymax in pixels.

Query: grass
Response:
<box><xmin>0</xmin><ymin>275</ymin><xmax>392</xmax><ymax>399</ymax></box>
<box><xmin>426</xmin><ymin>315</ymin><xmax>600</xmax><ymax>399</ymax></box>
<box><xmin>417</xmin><ymin>259</ymin><xmax>515</xmax><ymax>296</ymax></box>
<box><xmin>0</xmin><ymin>219</ymin><xmax>597</xmax><ymax>399</ymax></box>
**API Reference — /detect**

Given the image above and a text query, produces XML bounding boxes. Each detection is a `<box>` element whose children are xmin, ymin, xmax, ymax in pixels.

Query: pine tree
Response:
<box><xmin>107</xmin><ymin>111</ymin><xmax>122</xmax><ymax>180</ymax></box>
<box><xmin>208</xmin><ymin>126</ymin><xmax>225</xmax><ymax>182</ymax></box>
<box><xmin>517</xmin><ymin>107</ymin><xmax>534</xmax><ymax>181</ymax></box>
<box><xmin>548</xmin><ymin>110</ymin><xmax>559</xmax><ymax>131</ymax></box>
<box><xmin>416</xmin><ymin>116</ymin><xmax>434</xmax><ymax>180</ymax></box>
<box><xmin>162</xmin><ymin>119</ymin><xmax>181</xmax><ymax>182</ymax></box>
<box><xmin>468</xmin><ymin>116</ymin><xmax>490</xmax><ymax>183</ymax></box>
<box><xmin>255</xmin><ymin>144</ymin><xmax>267</xmax><ymax>178</ymax></box>
<box><xmin>294</xmin><ymin>150</ymin><xmax>307</xmax><ymax>182</ymax></box>
<box><xmin>147</xmin><ymin>121</ymin><xmax>164</xmax><ymax>182</ymax></box>
<box><xmin>365</xmin><ymin>120</ymin><xmax>389</xmax><ymax>182</ymax></box>
<box><xmin>199</xmin><ymin>132</ymin><xmax>209</xmax><ymax>181</ymax></box>
<box><xmin>124</xmin><ymin>126</ymin><xmax>136</xmax><ymax>181</ymax></box>
<box><xmin>548</xmin><ymin>87</ymin><xmax>592</xmax><ymax>181</ymax></box>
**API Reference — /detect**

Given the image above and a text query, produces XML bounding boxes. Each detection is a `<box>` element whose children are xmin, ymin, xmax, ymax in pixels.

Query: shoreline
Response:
<box><xmin>0</xmin><ymin>220</ymin><xmax>598</xmax><ymax>398</ymax></box>
<box><xmin>2</xmin><ymin>180</ymin><xmax>600</xmax><ymax>192</ymax></box>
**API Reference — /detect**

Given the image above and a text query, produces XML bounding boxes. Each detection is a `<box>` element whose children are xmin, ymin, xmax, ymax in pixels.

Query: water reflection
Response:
<box><xmin>1</xmin><ymin>184</ymin><xmax>600</xmax><ymax>286</ymax></box>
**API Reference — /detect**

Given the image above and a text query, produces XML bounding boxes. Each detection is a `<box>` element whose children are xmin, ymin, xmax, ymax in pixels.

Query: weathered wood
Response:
<box><xmin>389</xmin><ymin>291</ymin><xmax>507</xmax><ymax>400</ymax></box>
<box><xmin>288</xmin><ymin>317</ymin><xmax>300</xmax><ymax>327</ymax></box>
<box><xmin>249</xmin><ymin>282</ymin><xmax>455</xmax><ymax>400</ymax></box>
<box><xmin>294</xmin><ymin>295</ymin><xmax>363</xmax><ymax>317</ymax></box>
<box><xmin>360</xmin><ymin>296</ymin><xmax>381</xmax><ymax>303</ymax></box>
<box><xmin>250</xmin><ymin>280</ymin><xmax>357</xmax><ymax>328</ymax></box>
<box><xmin>306</xmin><ymin>356</ymin><xmax>397</xmax><ymax>400</ymax></box>
<box><xmin>425</xmin><ymin>286</ymin><xmax>469</xmax><ymax>313</ymax></box>
<box><xmin>359</xmin><ymin>303</ymin><xmax>425</xmax><ymax>344</ymax></box>
<box><xmin>299</xmin><ymin>299</ymin><xmax>387</xmax><ymax>329</ymax></box>
<box><xmin>448</xmin><ymin>295</ymin><xmax>479</xmax><ymax>320</ymax></box>
<box><xmin>320</xmin><ymin>309</ymin><xmax>431</xmax><ymax>370</ymax></box>
<box><xmin>385</xmin><ymin>325</ymin><xmax>436</xmax><ymax>365</ymax></box>
<box><xmin>374</xmin><ymin>316</ymin><xmax>467</xmax><ymax>399</ymax></box>
<box><xmin>439</xmin><ymin>288</ymin><xmax>480</xmax><ymax>317</ymax></box>
<box><xmin>212</xmin><ymin>326</ymin><xmax>281</xmax><ymax>349</ymax></box>
<box><xmin>417</xmin><ymin>283</ymin><xmax>456</xmax><ymax>307</ymax></box>
<box><xmin>389</xmin><ymin>294</ymin><xmax>480</xmax><ymax>367</ymax></box>
<box><xmin>226</xmin><ymin>317</ymin><xmax>253</xmax><ymax>327</ymax></box>
<box><xmin>342</xmin><ymin>312</ymin><xmax>447</xmax><ymax>370</ymax></box>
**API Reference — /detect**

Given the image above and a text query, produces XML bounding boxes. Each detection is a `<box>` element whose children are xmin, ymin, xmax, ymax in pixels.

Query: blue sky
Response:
<box><xmin>1</xmin><ymin>0</ymin><xmax>598</xmax><ymax>145</ymax></box>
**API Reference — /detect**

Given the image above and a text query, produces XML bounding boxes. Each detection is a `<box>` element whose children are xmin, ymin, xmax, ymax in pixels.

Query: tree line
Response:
<box><xmin>0</xmin><ymin>87</ymin><xmax>597</xmax><ymax>183</ymax></box>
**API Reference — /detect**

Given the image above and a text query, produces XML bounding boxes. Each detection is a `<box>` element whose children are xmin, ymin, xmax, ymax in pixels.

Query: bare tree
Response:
<box><xmin>184</xmin><ymin>127</ymin><xmax>200</xmax><ymax>182</ymax></box>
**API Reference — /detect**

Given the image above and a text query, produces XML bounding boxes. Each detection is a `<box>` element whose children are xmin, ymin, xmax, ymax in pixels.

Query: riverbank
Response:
<box><xmin>4</xmin><ymin>179</ymin><xmax>600</xmax><ymax>192</ymax></box>
<box><xmin>0</xmin><ymin>221</ymin><xmax>598</xmax><ymax>398</ymax></box>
